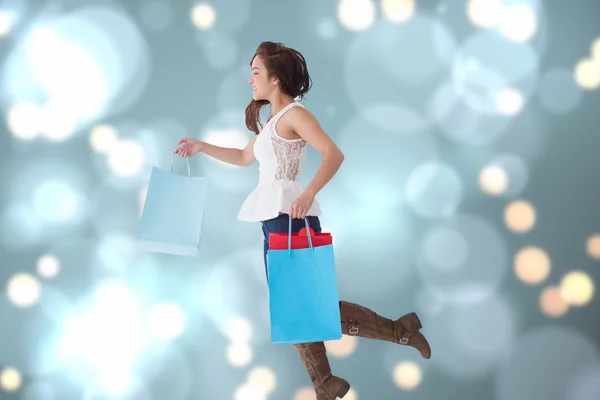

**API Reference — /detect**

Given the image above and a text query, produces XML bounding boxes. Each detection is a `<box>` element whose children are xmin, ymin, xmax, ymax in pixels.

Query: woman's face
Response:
<box><xmin>249</xmin><ymin>56</ymin><xmax>277</xmax><ymax>101</ymax></box>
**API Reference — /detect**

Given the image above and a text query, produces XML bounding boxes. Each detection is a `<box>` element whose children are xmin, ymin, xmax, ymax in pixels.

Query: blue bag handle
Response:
<box><xmin>288</xmin><ymin>215</ymin><xmax>313</xmax><ymax>254</ymax></box>
<box><xmin>170</xmin><ymin>153</ymin><xmax>192</xmax><ymax>180</ymax></box>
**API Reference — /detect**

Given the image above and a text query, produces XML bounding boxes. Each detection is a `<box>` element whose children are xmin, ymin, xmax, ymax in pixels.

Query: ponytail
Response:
<box><xmin>245</xmin><ymin>99</ymin><xmax>269</xmax><ymax>135</ymax></box>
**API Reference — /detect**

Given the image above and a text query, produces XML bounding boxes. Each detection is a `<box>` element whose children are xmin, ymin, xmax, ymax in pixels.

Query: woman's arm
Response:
<box><xmin>289</xmin><ymin>108</ymin><xmax>344</xmax><ymax>196</ymax></box>
<box><xmin>177</xmin><ymin>136</ymin><xmax>257</xmax><ymax>167</ymax></box>
<box><xmin>285</xmin><ymin>107</ymin><xmax>344</xmax><ymax>218</ymax></box>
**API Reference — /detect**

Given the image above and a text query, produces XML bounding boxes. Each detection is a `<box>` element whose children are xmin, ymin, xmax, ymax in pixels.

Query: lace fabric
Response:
<box><xmin>238</xmin><ymin>101</ymin><xmax>322</xmax><ymax>222</ymax></box>
<box><xmin>272</xmin><ymin>135</ymin><xmax>307</xmax><ymax>181</ymax></box>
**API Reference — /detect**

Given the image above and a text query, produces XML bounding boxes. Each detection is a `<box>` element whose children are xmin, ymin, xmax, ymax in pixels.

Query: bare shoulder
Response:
<box><xmin>286</xmin><ymin>105</ymin><xmax>318</xmax><ymax>124</ymax></box>
<box><xmin>277</xmin><ymin>105</ymin><xmax>321</xmax><ymax>139</ymax></box>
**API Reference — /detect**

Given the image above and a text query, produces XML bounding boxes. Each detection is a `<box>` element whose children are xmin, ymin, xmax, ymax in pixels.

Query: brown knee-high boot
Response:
<box><xmin>339</xmin><ymin>301</ymin><xmax>432</xmax><ymax>359</ymax></box>
<box><xmin>294</xmin><ymin>342</ymin><xmax>351</xmax><ymax>400</ymax></box>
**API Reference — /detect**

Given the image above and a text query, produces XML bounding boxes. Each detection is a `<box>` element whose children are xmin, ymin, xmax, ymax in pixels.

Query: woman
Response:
<box><xmin>175</xmin><ymin>41</ymin><xmax>431</xmax><ymax>400</ymax></box>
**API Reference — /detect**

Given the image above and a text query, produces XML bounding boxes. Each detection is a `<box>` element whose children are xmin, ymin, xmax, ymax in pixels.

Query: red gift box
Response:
<box><xmin>269</xmin><ymin>227</ymin><xmax>332</xmax><ymax>250</ymax></box>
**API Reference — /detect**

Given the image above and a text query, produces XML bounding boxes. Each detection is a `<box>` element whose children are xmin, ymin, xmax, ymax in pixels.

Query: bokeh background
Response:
<box><xmin>1</xmin><ymin>0</ymin><xmax>600</xmax><ymax>399</ymax></box>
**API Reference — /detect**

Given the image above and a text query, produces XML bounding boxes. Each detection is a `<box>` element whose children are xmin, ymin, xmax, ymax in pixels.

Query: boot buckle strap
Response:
<box><xmin>347</xmin><ymin>319</ymin><xmax>359</xmax><ymax>335</ymax></box>
<box><xmin>399</xmin><ymin>332</ymin><xmax>411</xmax><ymax>345</ymax></box>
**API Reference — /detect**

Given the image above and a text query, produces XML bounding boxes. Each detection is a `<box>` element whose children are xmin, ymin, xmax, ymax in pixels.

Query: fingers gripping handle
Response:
<box><xmin>287</xmin><ymin>215</ymin><xmax>313</xmax><ymax>254</ymax></box>
<box><xmin>170</xmin><ymin>153</ymin><xmax>191</xmax><ymax>180</ymax></box>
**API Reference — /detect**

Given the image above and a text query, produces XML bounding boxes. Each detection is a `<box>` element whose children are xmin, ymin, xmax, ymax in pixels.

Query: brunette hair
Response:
<box><xmin>245</xmin><ymin>41</ymin><xmax>312</xmax><ymax>134</ymax></box>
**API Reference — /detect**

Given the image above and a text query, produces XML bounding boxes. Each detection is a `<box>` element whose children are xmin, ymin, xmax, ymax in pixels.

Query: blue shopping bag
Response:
<box><xmin>267</xmin><ymin>217</ymin><xmax>342</xmax><ymax>344</ymax></box>
<box><xmin>137</xmin><ymin>155</ymin><xmax>208</xmax><ymax>256</ymax></box>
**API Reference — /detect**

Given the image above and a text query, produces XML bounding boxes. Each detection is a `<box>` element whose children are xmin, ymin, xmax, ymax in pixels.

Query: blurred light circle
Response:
<box><xmin>325</xmin><ymin>335</ymin><xmax>358</xmax><ymax>358</ymax></box>
<box><xmin>491</xmin><ymin>109</ymin><xmax>549</xmax><ymax>164</ymax></box>
<box><xmin>337</xmin><ymin>0</ymin><xmax>376</xmax><ymax>31</ymax></box>
<box><xmin>247</xmin><ymin>366</ymin><xmax>276</xmax><ymax>395</ymax></box>
<box><xmin>344</xmin><ymin>388</ymin><xmax>358</xmax><ymax>400</ymax></box>
<box><xmin>139</xmin><ymin>0</ymin><xmax>172</xmax><ymax>32</ymax></box>
<box><xmin>234</xmin><ymin>384</ymin><xmax>266</xmax><ymax>400</ymax></box>
<box><xmin>504</xmin><ymin>200</ymin><xmax>536</xmax><ymax>233</ymax></box>
<box><xmin>37</xmin><ymin>254</ymin><xmax>60</xmax><ymax>278</ymax></box>
<box><xmin>202</xmin><ymin>128</ymin><xmax>248</xmax><ymax>164</ymax></box>
<box><xmin>487</xmin><ymin>154</ymin><xmax>529</xmax><ymax>197</ymax></box>
<box><xmin>133</xmin><ymin>119</ymin><xmax>190</xmax><ymax>185</ymax></box>
<box><xmin>393</xmin><ymin>361</ymin><xmax>422</xmax><ymax>390</ymax></box>
<box><xmin>344</xmin><ymin>15</ymin><xmax>457</xmax><ymax>109</ymax></box>
<box><xmin>422</xmin><ymin>226</ymin><xmax>468</xmax><ymax>271</ymax></box>
<box><xmin>381</xmin><ymin>0</ymin><xmax>415</xmax><ymax>23</ymax></box>
<box><xmin>427</xmin><ymin>295</ymin><xmax>517</xmax><ymax>378</ymax></box>
<box><xmin>574</xmin><ymin>59</ymin><xmax>600</xmax><ymax>90</ymax></box>
<box><xmin>227</xmin><ymin>342</ymin><xmax>253</xmax><ymax>367</ymax></box>
<box><xmin>147</xmin><ymin>302</ymin><xmax>186</xmax><ymax>340</ymax></box>
<box><xmin>140</xmin><ymin>344</ymin><xmax>192</xmax><ymax>400</ymax></box>
<box><xmin>428</xmin><ymin>80</ymin><xmax>512</xmax><ymax>146</ymax></box>
<box><xmin>418</xmin><ymin>214</ymin><xmax>508</xmax><ymax>304</ymax></box>
<box><xmin>317</xmin><ymin>196</ymin><xmax>417</xmax><ymax>298</ymax></box>
<box><xmin>21</xmin><ymin>381</ymin><xmax>55</xmax><ymax>400</ymax></box>
<box><xmin>538</xmin><ymin>68</ymin><xmax>583</xmax><ymax>114</ymax></box>
<box><xmin>540</xmin><ymin>286</ymin><xmax>569</xmax><ymax>318</ymax></box>
<box><xmin>414</xmin><ymin>287</ymin><xmax>445</xmax><ymax>317</ymax></box>
<box><xmin>57</xmin><ymin>280</ymin><xmax>151</xmax><ymax>393</ymax></box>
<box><xmin>32</xmin><ymin>179</ymin><xmax>83</xmax><ymax>224</ymax></box>
<box><xmin>107</xmin><ymin>139</ymin><xmax>145</xmax><ymax>177</ymax></box>
<box><xmin>0</xmin><ymin>367</ymin><xmax>22</xmax><ymax>392</ymax></box>
<box><xmin>0</xmin><ymin>10</ymin><xmax>14</xmax><ymax>36</ymax></box>
<box><xmin>560</xmin><ymin>271</ymin><xmax>594</xmax><ymax>307</ymax></box>
<box><xmin>39</xmin><ymin>101</ymin><xmax>79</xmax><ymax>141</ymax></box>
<box><xmin>0</xmin><ymin>203</ymin><xmax>43</xmax><ymax>250</ymax></box>
<box><xmin>7</xmin><ymin>273</ymin><xmax>41</xmax><ymax>308</ymax></box>
<box><xmin>514</xmin><ymin>246</ymin><xmax>550</xmax><ymax>285</ymax></box>
<box><xmin>317</xmin><ymin>18</ymin><xmax>338</xmax><ymax>39</ymax></box>
<box><xmin>586</xmin><ymin>234</ymin><xmax>600</xmax><ymax>259</ymax></box>
<box><xmin>96</xmin><ymin>232</ymin><xmax>137</xmax><ymax>272</ymax></box>
<box><xmin>495</xmin><ymin>88</ymin><xmax>525</xmax><ymax>115</ymax></box>
<box><xmin>89</xmin><ymin>124</ymin><xmax>119</xmax><ymax>154</ymax></box>
<box><xmin>479</xmin><ymin>164</ymin><xmax>508</xmax><ymax>195</ymax></box>
<box><xmin>6</xmin><ymin>102</ymin><xmax>42</xmax><ymax>140</ymax></box>
<box><xmin>294</xmin><ymin>388</ymin><xmax>316</xmax><ymax>400</ymax></box>
<box><xmin>592</xmin><ymin>37</ymin><xmax>600</xmax><ymax>60</ymax></box>
<box><xmin>496</xmin><ymin>326</ymin><xmax>600</xmax><ymax>400</ymax></box>
<box><xmin>499</xmin><ymin>4</ymin><xmax>538</xmax><ymax>43</ymax></box>
<box><xmin>202</xmin><ymin>257</ymin><xmax>263</xmax><ymax>341</ymax></box>
<box><xmin>2</xmin><ymin>6</ymin><xmax>152</xmax><ymax>132</ymax></box>
<box><xmin>466</xmin><ymin>0</ymin><xmax>503</xmax><ymax>28</ymax></box>
<box><xmin>226</xmin><ymin>317</ymin><xmax>253</xmax><ymax>343</ymax></box>
<box><xmin>453</xmin><ymin>30</ymin><xmax>538</xmax><ymax>115</ymax></box>
<box><xmin>0</xmin><ymin>285</ymin><xmax>73</xmax><ymax>377</ymax></box>
<box><xmin>203</xmin><ymin>0</ymin><xmax>250</xmax><ymax>34</ymax></box>
<box><xmin>337</xmin><ymin>104</ymin><xmax>438</xmax><ymax>208</ymax></box>
<box><xmin>191</xmin><ymin>3</ymin><xmax>216</xmax><ymax>30</ymax></box>
<box><xmin>566</xmin><ymin>364</ymin><xmax>600</xmax><ymax>400</ymax></box>
<box><xmin>217</xmin><ymin>65</ymin><xmax>252</xmax><ymax>110</ymax></box>
<box><xmin>405</xmin><ymin>161</ymin><xmax>463</xmax><ymax>218</ymax></box>
<box><xmin>199</xmin><ymin>109</ymin><xmax>261</xmax><ymax>193</ymax></box>
<box><xmin>200</xmin><ymin>31</ymin><xmax>238</xmax><ymax>71</ymax></box>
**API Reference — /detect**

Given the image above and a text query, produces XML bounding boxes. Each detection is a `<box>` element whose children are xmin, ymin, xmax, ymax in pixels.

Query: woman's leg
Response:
<box><xmin>338</xmin><ymin>301</ymin><xmax>431</xmax><ymax>359</ymax></box>
<box><xmin>262</xmin><ymin>214</ymin><xmax>350</xmax><ymax>400</ymax></box>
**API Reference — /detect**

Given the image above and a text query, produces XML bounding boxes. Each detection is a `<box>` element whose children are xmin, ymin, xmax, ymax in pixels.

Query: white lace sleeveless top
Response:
<box><xmin>237</xmin><ymin>101</ymin><xmax>322</xmax><ymax>222</ymax></box>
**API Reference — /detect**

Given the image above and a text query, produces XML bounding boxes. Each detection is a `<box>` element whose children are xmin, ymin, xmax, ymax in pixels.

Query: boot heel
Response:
<box><xmin>408</xmin><ymin>312</ymin><xmax>422</xmax><ymax>331</ymax></box>
<box><xmin>337</xmin><ymin>381</ymin><xmax>350</xmax><ymax>398</ymax></box>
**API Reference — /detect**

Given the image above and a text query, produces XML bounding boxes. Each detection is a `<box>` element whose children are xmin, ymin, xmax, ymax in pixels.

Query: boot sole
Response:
<box><xmin>337</xmin><ymin>381</ymin><xmax>351</xmax><ymax>398</ymax></box>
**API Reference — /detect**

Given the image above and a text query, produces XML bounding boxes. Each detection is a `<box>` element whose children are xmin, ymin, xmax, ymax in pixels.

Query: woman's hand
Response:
<box><xmin>289</xmin><ymin>190</ymin><xmax>315</xmax><ymax>219</ymax></box>
<box><xmin>175</xmin><ymin>138</ymin><xmax>204</xmax><ymax>157</ymax></box>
